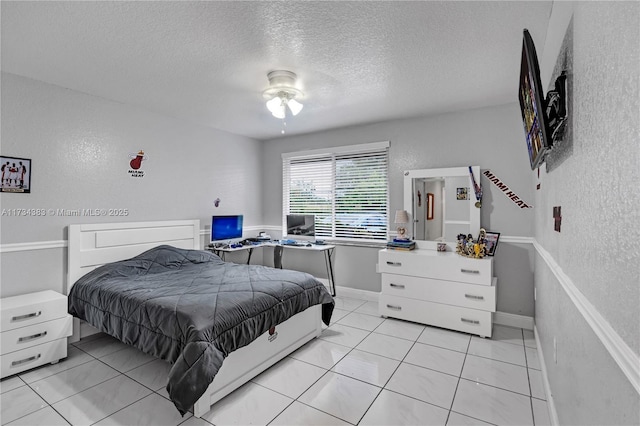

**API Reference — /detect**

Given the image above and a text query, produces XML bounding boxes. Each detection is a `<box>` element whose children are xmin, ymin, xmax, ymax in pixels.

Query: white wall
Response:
<box><xmin>0</xmin><ymin>73</ymin><xmax>264</xmax><ymax>297</ymax></box>
<box><xmin>262</xmin><ymin>102</ymin><xmax>536</xmax><ymax>317</ymax></box>
<box><xmin>534</xmin><ymin>2</ymin><xmax>639</xmax><ymax>424</ymax></box>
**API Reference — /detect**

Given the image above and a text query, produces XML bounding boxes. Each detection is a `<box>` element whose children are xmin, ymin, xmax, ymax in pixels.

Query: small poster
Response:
<box><xmin>0</xmin><ymin>156</ymin><xmax>31</xmax><ymax>193</ymax></box>
<box><xmin>128</xmin><ymin>150</ymin><xmax>147</xmax><ymax>178</ymax></box>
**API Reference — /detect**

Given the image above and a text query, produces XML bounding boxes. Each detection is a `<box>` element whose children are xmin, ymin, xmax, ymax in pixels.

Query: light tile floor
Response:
<box><xmin>1</xmin><ymin>296</ymin><xmax>551</xmax><ymax>425</ymax></box>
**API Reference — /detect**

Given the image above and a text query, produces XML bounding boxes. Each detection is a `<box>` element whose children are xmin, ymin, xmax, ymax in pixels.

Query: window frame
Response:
<box><xmin>282</xmin><ymin>141</ymin><xmax>390</xmax><ymax>243</ymax></box>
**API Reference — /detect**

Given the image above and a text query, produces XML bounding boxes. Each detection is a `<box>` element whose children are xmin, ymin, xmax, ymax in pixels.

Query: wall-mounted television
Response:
<box><xmin>211</xmin><ymin>215</ymin><xmax>243</xmax><ymax>241</ymax></box>
<box><xmin>286</xmin><ymin>214</ymin><xmax>315</xmax><ymax>238</ymax></box>
<box><xmin>519</xmin><ymin>29</ymin><xmax>553</xmax><ymax>170</ymax></box>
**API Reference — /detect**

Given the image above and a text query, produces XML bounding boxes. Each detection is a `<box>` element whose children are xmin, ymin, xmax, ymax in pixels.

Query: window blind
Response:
<box><xmin>283</xmin><ymin>143</ymin><xmax>389</xmax><ymax>242</ymax></box>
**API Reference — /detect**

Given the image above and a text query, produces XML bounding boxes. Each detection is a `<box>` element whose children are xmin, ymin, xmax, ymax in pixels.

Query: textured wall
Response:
<box><xmin>0</xmin><ymin>73</ymin><xmax>263</xmax><ymax>297</ymax></box>
<box><xmin>534</xmin><ymin>2</ymin><xmax>640</xmax><ymax>423</ymax></box>
<box><xmin>535</xmin><ymin>2</ymin><xmax>640</xmax><ymax>355</ymax></box>
<box><xmin>262</xmin><ymin>103</ymin><xmax>536</xmax><ymax>316</ymax></box>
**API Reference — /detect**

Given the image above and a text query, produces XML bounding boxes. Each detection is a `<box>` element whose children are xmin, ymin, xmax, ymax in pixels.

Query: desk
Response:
<box><xmin>209</xmin><ymin>242</ymin><xmax>336</xmax><ymax>297</ymax></box>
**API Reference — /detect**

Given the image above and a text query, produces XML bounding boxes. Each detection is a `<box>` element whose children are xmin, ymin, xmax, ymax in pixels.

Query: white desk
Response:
<box><xmin>208</xmin><ymin>242</ymin><xmax>336</xmax><ymax>297</ymax></box>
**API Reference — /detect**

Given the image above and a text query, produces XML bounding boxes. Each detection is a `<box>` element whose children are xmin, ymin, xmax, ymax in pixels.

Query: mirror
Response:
<box><xmin>404</xmin><ymin>166</ymin><xmax>481</xmax><ymax>247</ymax></box>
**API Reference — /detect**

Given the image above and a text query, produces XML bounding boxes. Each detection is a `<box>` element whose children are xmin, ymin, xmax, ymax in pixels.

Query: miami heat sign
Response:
<box><xmin>128</xmin><ymin>150</ymin><xmax>148</xmax><ymax>178</ymax></box>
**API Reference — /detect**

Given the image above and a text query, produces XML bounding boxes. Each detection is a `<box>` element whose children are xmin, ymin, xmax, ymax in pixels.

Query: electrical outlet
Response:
<box><xmin>553</xmin><ymin>337</ymin><xmax>558</xmax><ymax>364</ymax></box>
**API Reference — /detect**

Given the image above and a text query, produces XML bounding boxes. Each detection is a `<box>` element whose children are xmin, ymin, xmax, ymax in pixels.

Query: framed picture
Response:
<box><xmin>456</xmin><ymin>187</ymin><xmax>468</xmax><ymax>200</ymax></box>
<box><xmin>0</xmin><ymin>156</ymin><xmax>31</xmax><ymax>193</ymax></box>
<box><xmin>426</xmin><ymin>193</ymin><xmax>434</xmax><ymax>220</ymax></box>
<box><xmin>484</xmin><ymin>231</ymin><xmax>500</xmax><ymax>256</ymax></box>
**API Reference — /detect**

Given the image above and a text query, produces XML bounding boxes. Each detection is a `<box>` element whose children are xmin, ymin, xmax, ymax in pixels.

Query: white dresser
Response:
<box><xmin>0</xmin><ymin>290</ymin><xmax>73</xmax><ymax>378</ymax></box>
<box><xmin>378</xmin><ymin>249</ymin><xmax>496</xmax><ymax>337</ymax></box>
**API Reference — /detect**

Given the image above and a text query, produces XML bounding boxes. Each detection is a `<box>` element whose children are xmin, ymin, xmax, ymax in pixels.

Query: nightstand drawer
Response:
<box><xmin>1</xmin><ymin>338</ymin><xmax>68</xmax><ymax>378</ymax></box>
<box><xmin>1</xmin><ymin>315</ymin><xmax>73</xmax><ymax>355</ymax></box>
<box><xmin>379</xmin><ymin>294</ymin><xmax>493</xmax><ymax>337</ymax></box>
<box><xmin>381</xmin><ymin>274</ymin><xmax>496</xmax><ymax>311</ymax></box>
<box><xmin>1</xmin><ymin>291</ymin><xmax>68</xmax><ymax>332</ymax></box>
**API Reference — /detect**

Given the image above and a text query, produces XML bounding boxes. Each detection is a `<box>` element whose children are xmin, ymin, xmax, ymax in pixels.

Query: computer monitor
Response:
<box><xmin>286</xmin><ymin>214</ymin><xmax>315</xmax><ymax>240</ymax></box>
<box><xmin>211</xmin><ymin>215</ymin><xmax>243</xmax><ymax>242</ymax></box>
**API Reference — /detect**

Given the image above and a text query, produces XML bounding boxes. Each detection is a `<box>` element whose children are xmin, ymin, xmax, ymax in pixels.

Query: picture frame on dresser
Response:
<box><xmin>484</xmin><ymin>232</ymin><xmax>500</xmax><ymax>256</ymax></box>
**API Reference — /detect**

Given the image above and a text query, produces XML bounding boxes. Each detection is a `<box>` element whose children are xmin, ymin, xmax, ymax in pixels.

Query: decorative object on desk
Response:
<box><xmin>426</xmin><ymin>193</ymin><xmax>434</xmax><ymax>220</ymax></box>
<box><xmin>0</xmin><ymin>156</ymin><xmax>31</xmax><ymax>193</ymax></box>
<box><xmin>436</xmin><ymin>238</ymin><xmax>447</xmax><ymax>252</ymax></box>
<box><xmin>387</xmin><ymin>239</ymin><xmax>416</xmax><ymax>251</ymax></box>
<box><xmin>469</xmin><ymin>166</ymin><xmax>483</xmax><ymax>208</ymax></box>
<box><xmin>394</xmin><ymin>209</ymin><xmax>410</xmax><ymax>240</ymax></box>
<box><xmin>456</xmin><ymin>187</ymin><xmax>468</xmax><ymax>200</ymax></box>
<box><xmin>484</xmin><ymin>231</ymin><xmax>500</xmax><ymax>256</ymax></box>
<box><xmin>455</xmin><ymin>233</ymin><xmax>486</xmax><ymax>259</ymax></box>
<box><xmin>257</xmin><ymin>232</ymin><xmax>271</xmax><ymax>241</ymax></box>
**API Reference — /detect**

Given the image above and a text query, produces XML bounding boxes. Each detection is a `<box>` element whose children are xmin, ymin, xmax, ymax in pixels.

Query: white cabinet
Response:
<box><xmin>0</xmin><ymin>290</ymin><xmax>73</xmax><ymax>378</ymax></box>
<box><xmin>379</xmin><ymin>249</ymin><xmax>496</xmax><ymax>337</ymax></box>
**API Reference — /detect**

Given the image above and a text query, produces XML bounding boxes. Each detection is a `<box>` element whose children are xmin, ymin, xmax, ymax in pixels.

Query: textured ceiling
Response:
<box><xmin>1</xmin><ymin>1</ymin><xmax>552</xmax><ymax>140</ymax></box>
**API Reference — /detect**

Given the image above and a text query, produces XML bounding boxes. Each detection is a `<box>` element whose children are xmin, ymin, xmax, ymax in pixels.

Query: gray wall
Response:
<box><xmin>533</xmin><ymin>2</ymin><xmax>639</xmax><ymax>424</ymax></box>
<box><xmin>0</xmin><ymin>72</ymin><xmax>264</xmax><ymax>297</ymax></box>
<box><xmin>261</xmin><ymin>103</ymin><xmax>536</xmax><ymax>317</ymax></box>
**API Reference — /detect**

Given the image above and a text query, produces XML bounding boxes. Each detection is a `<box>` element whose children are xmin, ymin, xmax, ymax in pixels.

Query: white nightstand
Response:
<box><xmin>1</xmin><ymin>290</ymin><xmax>73</xmax><ymax>378</ymax></box>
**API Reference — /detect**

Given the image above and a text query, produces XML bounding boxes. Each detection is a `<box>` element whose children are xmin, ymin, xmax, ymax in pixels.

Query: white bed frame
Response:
<box><xmin>67</xmin><ymin>220</ymin><xmax>323</xmax><ymax>418</ymax></box>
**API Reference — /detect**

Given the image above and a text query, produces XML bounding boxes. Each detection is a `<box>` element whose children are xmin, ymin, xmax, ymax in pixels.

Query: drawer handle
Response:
<box><xmin>461</xmin><ymin>269</ymin><xmax>480</xmax><ymax>274</ymax></box>
<box><xmin>386</xmin><ymin>261</ymin><xmax>402</xmax><ymax>266</ymax></box>
<box><xmin>464</xmin><ymin>294</ymin><xmax>484</xmax><ymax>300</ymax></box>
<box><xmin>11</xmin><ymin>354</ymin><xmax>41</xmax><ymax>367</ymax></box>
<box><xmin>389</xmin><ymin>283</ymin><xmax>405</xmax><ymax>289</ymax></box>
<box><xmin>11</xmin><ymin>311</ymin><xmax>42</xmax><ymax>321</ymax></box>
<box><xmin>386</xmin><ymin>304</ymin><xmax>402</xmax><ymax>311</ymax></box>
<box><xmin>18</xmin><ymin>331</ymin><xmax>47</xmax><ymax>343</ymax></box>
<box><xmin>460</xmin><ymin>318</ymin><xmax>480</xmax><ymax>325</ymax></box>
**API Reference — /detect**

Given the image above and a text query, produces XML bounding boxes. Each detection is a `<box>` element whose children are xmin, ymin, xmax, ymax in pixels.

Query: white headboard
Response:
<box><xmin>67</xmin><ymin>219</ymin><xmax>200</xmax><ymax>294</ymax></box>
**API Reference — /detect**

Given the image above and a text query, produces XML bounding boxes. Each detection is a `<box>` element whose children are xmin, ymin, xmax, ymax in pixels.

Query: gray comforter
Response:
<box><xmin>67</xmin><ymin>245</ymin><xmax>334</xmax><ymax>415</ymax></box>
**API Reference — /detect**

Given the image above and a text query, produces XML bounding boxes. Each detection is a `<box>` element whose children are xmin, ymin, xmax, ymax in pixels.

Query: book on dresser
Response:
<box><xmin>386</xmin><ymin>239</ymin><xmax>416</xmax><ymax>251</ymax></box>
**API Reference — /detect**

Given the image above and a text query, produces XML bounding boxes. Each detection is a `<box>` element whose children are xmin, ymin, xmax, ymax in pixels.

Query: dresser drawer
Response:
<box><xmin>381</xmin><ymin>274</ymin><xmax>496</xmax><ymax>312</ymax></box>
<box><xmin>1</xmin><ymin>291</ymin><xmax>68</xmax><ymax>332</ymax></box>
<box><xmin>1</xmin><ymin>315</ymin><xmax>73</xmax><ymax>355</ymax></box>
<box><xmin>1</xmin><ymin>338</ymin><xmax>68</xmax><ymax>378</ymax></box>
<box><xmin>379</xmin><ymin>294</ymin><xmax>493</xmax><ymax>337</ymax></box>
<box><xmin>379</xmin><ymin>250</ymin><xmax>492</xmax><ymax>285</ymax></box>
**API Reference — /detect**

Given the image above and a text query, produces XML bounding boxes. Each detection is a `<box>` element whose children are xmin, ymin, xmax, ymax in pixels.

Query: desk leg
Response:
<box><xmin>324</xmin><ymin>248</ymin><xmax>336</xmax><ymax>297</ymax></box>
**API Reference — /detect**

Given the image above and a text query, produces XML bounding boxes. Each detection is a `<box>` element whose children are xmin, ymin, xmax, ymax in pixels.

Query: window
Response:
<box><xmin>283</xmin><ymin>142</ymin><xmax>389</xmax><ymax>241</ymax></box>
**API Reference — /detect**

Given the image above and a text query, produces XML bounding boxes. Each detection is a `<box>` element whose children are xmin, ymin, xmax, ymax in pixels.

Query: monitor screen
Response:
<box><xmin>519</xmin><ymin>29</ymin><xmax>552</xmax><ymax>170</ymax></box>
<box><xmin>286</xmin><ymin>214</ymin><xmax>315</xmax><ymax>237</ymax></box>
<box><xmin>211</xmin><ymin>215</ymin><xmax>243</xmax><ymax>241</ymax></box>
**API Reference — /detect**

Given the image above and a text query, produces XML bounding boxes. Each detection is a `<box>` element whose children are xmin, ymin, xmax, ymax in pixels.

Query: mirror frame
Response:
<box><xmin>404</xmin><ymin>166</ymin><xmax>481</xmax><ymax>249</ymax></box>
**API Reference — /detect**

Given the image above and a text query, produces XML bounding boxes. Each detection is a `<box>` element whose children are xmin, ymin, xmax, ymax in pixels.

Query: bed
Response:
<box><xmin>66</xmin><ymin>220</ymin><xmax>334</xmax><ymax>417</ymax></box>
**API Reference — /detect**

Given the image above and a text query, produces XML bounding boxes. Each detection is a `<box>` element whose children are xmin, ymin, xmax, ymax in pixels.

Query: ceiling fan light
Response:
<box><xmin>266</xmin><ymin>96</ymin><xmax>286</xmax><ymax>118</ymax></box>
<box><xmin>287</xmin><ymin>98</ymin><xmax>303</xmax><ymax>116</ymax></box>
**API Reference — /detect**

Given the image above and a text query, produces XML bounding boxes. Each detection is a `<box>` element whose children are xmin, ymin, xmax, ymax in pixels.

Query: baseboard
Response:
<box><xmin>334</xmin><ymin>286</ymin><xmax>379</xmax><ymax>302</ymax></box>
<box><xmin>494</xmin><ymin>311</ymin><xmax>534</xmax><ymax>330</ymax></box>
<box><xmin>535</xmin><ymin>325</ymin><xmax>560</xmax><ymax>426</ymax></box>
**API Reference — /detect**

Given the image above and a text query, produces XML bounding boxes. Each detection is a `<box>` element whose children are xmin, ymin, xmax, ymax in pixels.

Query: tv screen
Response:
<box><xmin>519</xmin><ymin>29</ymin><xmax>552</xmax><ymax>170</ymax></box>
<box><xmin>286</xmin><ymin>214</ymin><xmax>315</xmax><ymax>237</ymax></box>
<box><xmin>211</xmin><ymin>215</ymin><xmax>243</xmax><ymax>241</ymax></box>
